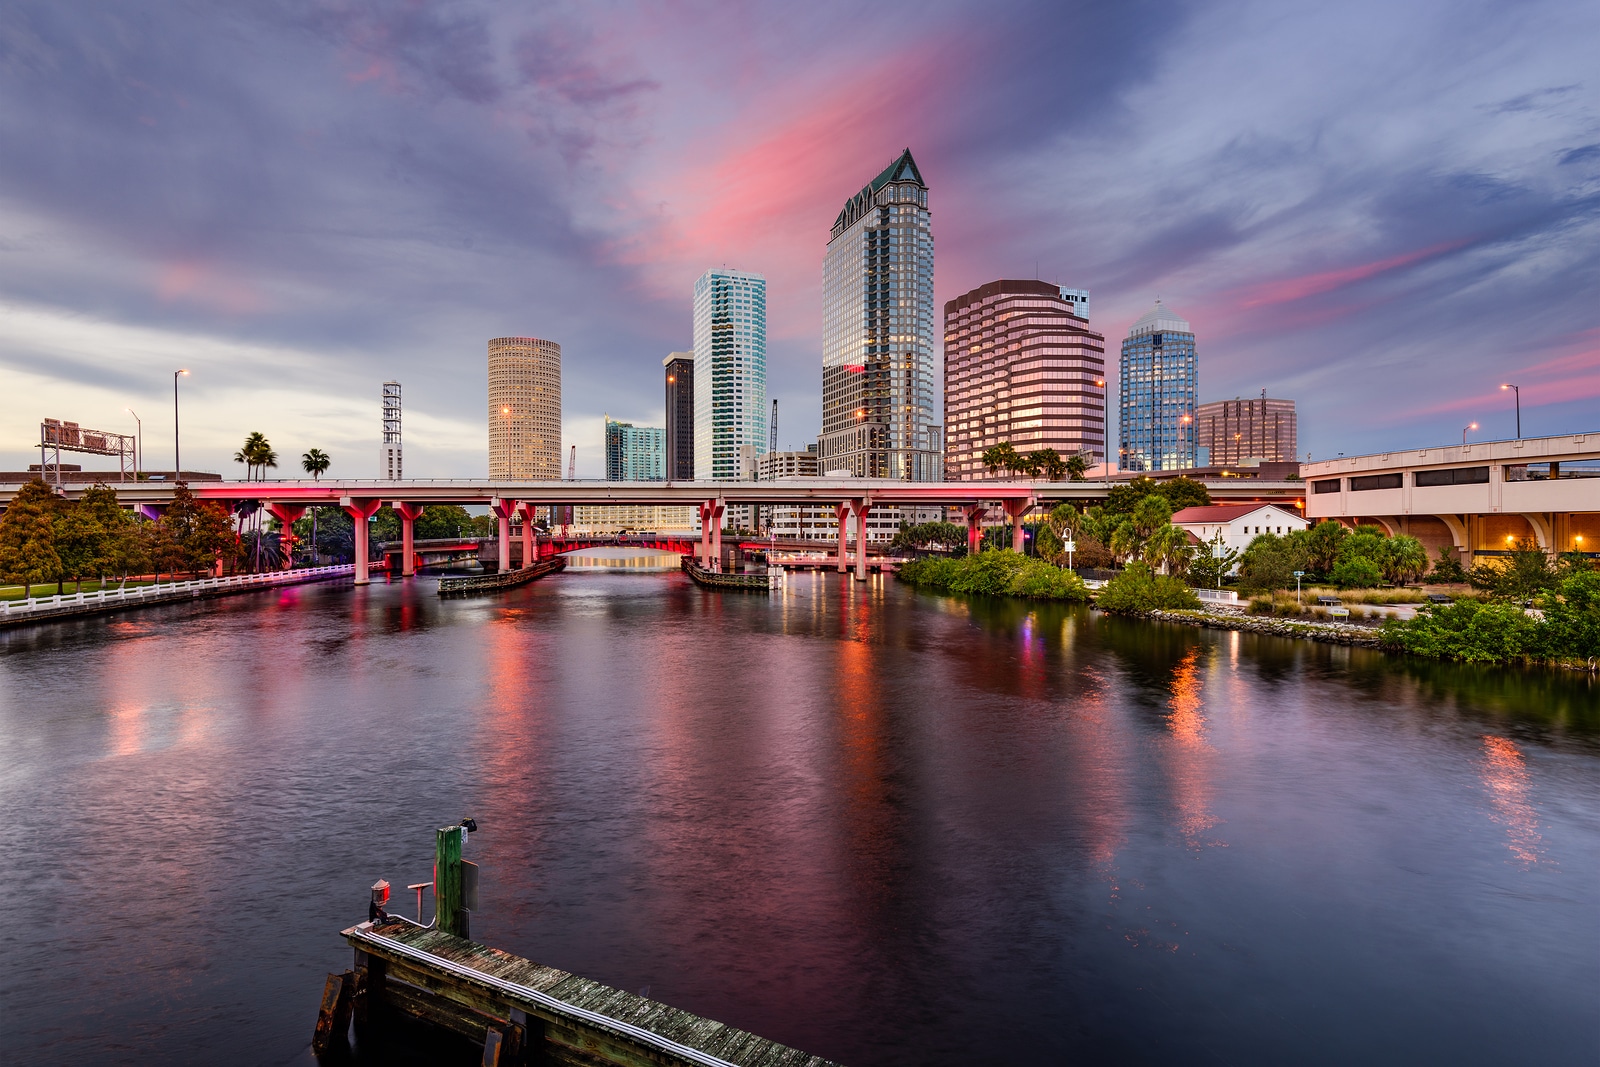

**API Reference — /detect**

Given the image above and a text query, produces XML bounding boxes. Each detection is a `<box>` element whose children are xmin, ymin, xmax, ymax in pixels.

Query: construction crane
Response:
<box><xmin>567</xmin><ymin>445</ymin><xmax>576</xmax><ymax>481</ymax></box>
<box><xmin>769</xmin><ymin>399</ymin><xmax>778</xmax><ymax>457</ymax></box>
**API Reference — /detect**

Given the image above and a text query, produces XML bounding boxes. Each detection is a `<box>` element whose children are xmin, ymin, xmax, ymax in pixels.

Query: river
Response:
<box><xmin>1</xmin><ymin>569</ymin><xmax>1596</xmax><ymax>1065</ymax></box>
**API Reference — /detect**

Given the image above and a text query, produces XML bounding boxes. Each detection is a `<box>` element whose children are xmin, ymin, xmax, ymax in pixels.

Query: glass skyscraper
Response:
<box><xmin>692</xmin><ymin>269</ymin><xmax>766</xmax><ymax>480</ymax></box>
<box><xmin>604</xmin><ymin>416</ymin><xmax>665</xmax><ymax>481</ymax></box>
<box><xmin>1118</xmin><ymin>299</ymin><xmax>1197</xmax><ymax>471</ymax></box>
<box><xmin>818</xmin><ymin>149</ymin><xmax>940</xmax><ymax>480</ymax></box>
<box><xmin>662</xmin><ymin>352</ymin><xmax>694</xmax><ymax>480</ymax></box>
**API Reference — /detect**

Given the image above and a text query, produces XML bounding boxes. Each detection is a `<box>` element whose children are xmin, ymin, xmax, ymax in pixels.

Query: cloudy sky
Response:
<box><xmin>3</xmin><ymin>0</ymin><xmax>1596</xmax><ymax>479</ymax></box>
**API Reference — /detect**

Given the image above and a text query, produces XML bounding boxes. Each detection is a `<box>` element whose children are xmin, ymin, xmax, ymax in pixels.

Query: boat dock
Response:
<box><xmin>681</xmin><ymin>559</ymin><xmax>782</xmax><ymax>592</ymax></box>
<box><xmin>438</xmin><ymin>557</ymin><xmax>566</xmax><ymax>598</ymax></box>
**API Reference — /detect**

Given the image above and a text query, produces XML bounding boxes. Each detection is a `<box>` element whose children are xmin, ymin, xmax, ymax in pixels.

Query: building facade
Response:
<box><xmin>663</xmin><ymin>352</ymin><xmax>694</xmax><ymax>480</ymax></box>
<box><xmin>381</xmin><ymin>380</ymin><xmax>402</xmax><ymax>480</ymax></box>
<box><xmin>1197</xmin><ymin>396</ymin><xmax>1298</xmax><ymax>466</ymax></box>
<box><xmin>604</xmin><ymin>417</ymin><xmax>666</xmax><ymax>481</ymax></box>
<box><xmin>692</xmin><ymin>270</ymin><xmax>767</xmax><ymax>480</ymax></box>
<box><xmin>1118</xmin><ymin>300</ymin><xmax>1197</xmax><ymax>472</ymax></box>
<box><xmin>944</xmin><ymin>280</ymin><xmax>1107</xmax><ymax>480</ymax></box>
<box><xmin>1171</xmin><ymin>503</ymin><xmax>1309</xmax><ymax>570</ymax></box>
<box><xmin>818</xmin><ymin>149</ymin><xmax>941</xmax><ymax>480</ymax></box>
<box><xmin>488</xmin><ymin>337</ymin><xmax>562</xmax><ymax>479</ymax></box>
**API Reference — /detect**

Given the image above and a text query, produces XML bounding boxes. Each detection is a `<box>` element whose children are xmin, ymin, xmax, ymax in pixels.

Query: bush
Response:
<box><xmin>1329</xmin><ymin>556</ymin><xmax>1383</xmax><ymax>589</ymax></box>
<box><xmin>1248</xmin><ymin>595</ymin><xmax>1275</xmax><ymax>616</ymax></box>
<box><xmin>898</xmin><ymin>550</ymin><xmax>1086</xmax><ymax>602</ymax></box>
<box><xmin>1096</xmin><ymin>562</ymin><xmax>1202</xmax><ymax>613</ymax></box>
<box><xmin>1380</xmin><ymin>600</ymin><xmax>1543</xmax><ymax>663</ymax></box>
<box><xmin>1541</xmin><ymin>568</ymin><xmax>1600</xmax><ymax>659</ymax></box>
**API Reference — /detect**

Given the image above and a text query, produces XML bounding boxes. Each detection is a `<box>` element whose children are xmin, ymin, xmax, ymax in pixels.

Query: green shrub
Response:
<box><xmin>1329</xmin><ymin>556</ymin><xmax>1383</xmax><ymax>589</ymax></box>
<box><xmin>1248</xmin><ymin>595</ymin><xmax>1275</xmax><ymax>616</ymax></box>
<box><xmin>898</xmin><ymin>550</ymin><xmax>1086</xmax><ymax>602</ymax></box>
<box><xmin>1541</xmin><ymin>568</ymin><xmax>1600</xmax><ymax>659</ymax></box>
<box><xmin>1380</xmin><ymin>600</ymin><xmax>1543</xmax><ymax>663</ymax></box>
<box><xmin>1096</xmin><ymin>562</ymin><xmax>1202</xmax><ymax>613</ymax></box>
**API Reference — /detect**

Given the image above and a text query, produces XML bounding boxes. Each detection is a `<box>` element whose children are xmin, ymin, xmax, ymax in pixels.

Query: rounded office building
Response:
<box><xmin>488</xmin><ymin>337</ymin><xmax>562</xmax><ymax>480</ymax></box>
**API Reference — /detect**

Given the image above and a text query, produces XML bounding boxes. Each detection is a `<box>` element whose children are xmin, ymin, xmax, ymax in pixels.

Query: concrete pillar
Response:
<box><xmin>1003</xmin><ymin>498</ymin><xmax>1034</xmax><ymax>554</ymax></box>
<box><xmin>855</xmin><ymin>501</ymin><xmax>869</xmax><ymax>581</ymax></box>
<box><xmin>519</xmin><ymin>503</ymin><xmax>536</xmax><ymax>568</ymax></box>
<box><xmin>836</xmin><ymin>502</ymin><xmax>853</xmax><ymax>573</ymax></box>
<box><xmin>963</xmin><ymin>505</ymin><xmax>986</xmax><ymax>556</ymax></box>
<box><xmin>711</xmin><ymin>500</ymin><xmax>725</xmax><ymax>571</ymax></box>
<box><xmin>699</xmin><ymin>501</ymin><xmax>713</xmax><ymax>568</ymax></box>
<box><xmin>393</xmin><ymin>501</ymin><xmax>425</xmax><ymax>577</ymax></box>
<box><xmin>490</xmin><ymin>497</ymin><xmax>517</xmax><ymax>573</ymax></box>
<box><xmin>341</xmin><ymin>497</ymin><xmax>382</xmax><ymax>585</ymax></box>
<box><xmin>265</xmin><ymin>502</ymin><xmax>307</xmax><ymax>570</ymax></box>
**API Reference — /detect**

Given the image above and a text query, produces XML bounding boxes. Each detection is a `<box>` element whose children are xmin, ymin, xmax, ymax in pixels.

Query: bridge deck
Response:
<box><xmin>345</xmin><ymin>919</ymin><xmax>839</xmax><ymax>1067</ymax></box>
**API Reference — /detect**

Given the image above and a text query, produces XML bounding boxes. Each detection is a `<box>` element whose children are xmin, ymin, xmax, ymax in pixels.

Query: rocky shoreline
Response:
<box><xmin>1141</xmin><ymin>607</ymin><xmax>1387</xmax><ymax>648</ymax></box>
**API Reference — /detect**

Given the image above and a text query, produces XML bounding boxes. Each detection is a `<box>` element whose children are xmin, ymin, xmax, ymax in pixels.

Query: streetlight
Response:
<box><xmin>1462</xmin><ymin>421</ymin><xmax>1478</xmax><ymax>446</ymax></box>
<box><xmin>173</xmin><ymin>369</ymin><xmax>190</xmax><ymax>479</ymax></box>
<box><xmin>126</xmin><ymin>408</ymin><xmax>142</xmax><ymax>479</ymax></box>
<box><xmin>1500</xmin><ymin>383</ymin><xmax>1520</xmax><ymax>439</ymax></box>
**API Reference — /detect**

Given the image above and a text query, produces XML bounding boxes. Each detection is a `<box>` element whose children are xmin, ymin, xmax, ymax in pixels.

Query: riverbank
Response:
<box><xmin>1145</xmin><ymin>606</ymin><xmax>1385</xmax><ymax>648</ymax></box>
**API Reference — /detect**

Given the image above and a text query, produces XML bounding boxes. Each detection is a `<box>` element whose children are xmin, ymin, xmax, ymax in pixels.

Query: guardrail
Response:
<box><xmin>0</xmin><ymin>565</ymin><xmax>356</xmax><ymax>624</ymax></box>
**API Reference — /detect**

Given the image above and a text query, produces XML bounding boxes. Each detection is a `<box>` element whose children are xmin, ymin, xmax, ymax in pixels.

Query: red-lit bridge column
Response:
<box><xmin>341</xmin><ymin>496</ymin><xmax>382</xmax><ymax>585</ymax></box>
<box><xmin>835</xmin><ymin>502</ymin><xmax>853</xmax><ymax>573</ymax></box>
<box><xmin>712</xmin><ymin>498</ymin><xmax>725</xmax><ymax>571</ymax></box>
<box><xmin>1003</xmin><ymin>498</ymin><xmax>1035</xmax><ymax>554</ymax></box>
<box><xmin>962</xmin><ymin>504</ymin><xmax>986</xmax><ymax>556</ymax></box>
<box><xmin>518</xmin><ymin>502</ymin><xmax>537</xmax><ymax>568</ymax></box>
<box><xmin>490</xmin><ymin>497</ymin><xmax>516</xmax><ymax>573</ymax></box>
<box><xmin>393</xmin><ymin>501</ymin><xmax>425</xmax><ymax>576</ymax></box>
<box><xmin>265</xmin><ymin>502</ymin><xmax>306</xmax><ymax>570</ymax></box>
<box><xmin>854</xmin><ymin>500</ymin><xmax>870</xmax><ymax>581</ymax></box>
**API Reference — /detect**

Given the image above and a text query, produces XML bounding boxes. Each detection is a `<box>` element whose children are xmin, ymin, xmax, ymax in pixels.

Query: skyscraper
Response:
<box><xmin>380</xmin><ymin>380</ymin><xmax>402</xmax><ymax>480</ymax></box>
<box><xmin>488</xmin><ymin>336</ymin><xmax>562</xmax><ymax>479</ymax></box>
<box><xmin>944</xmin><ymin>280</ymin><xmax>1106</xmax><ymax>479</ymax></box>
<box><xmin>692</xmin><ymin>269</ymin><xmax>766</xmax><ymax>481</ymax></box>
<box><xmin>604</xmin><ymin>416</ymin><xmax>666</xmax><ymax>481</ymax></box>
<box><xmin>1118</xmin><ymin>300</ymin><xmax>1197</xmax><ymax>472</ymax></box>
<box><xmin>1197</xmin><ymin>396</ymin><xmax>1298</xmax><ymax>465</ymax></box>
<box><xmin>663</xmin><ymin>352</ymin><xmax>694</xmax><ymax>480</ymax></box>
<box><xmin>818</xmin><ymin>149</ymin><xmax>940</xmax><ymax>480</ymax></box>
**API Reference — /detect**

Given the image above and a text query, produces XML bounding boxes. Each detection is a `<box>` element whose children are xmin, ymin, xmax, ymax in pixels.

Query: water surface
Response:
<box><xmin>1</xmin><ymin>571</ymin><xmax>1595</xmax><ymax>1065</ymax></box>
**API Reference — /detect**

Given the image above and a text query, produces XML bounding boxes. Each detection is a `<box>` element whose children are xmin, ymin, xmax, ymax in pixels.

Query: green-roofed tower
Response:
<box><xmin>819</xmin><ymin>149</ymin><xmax>941</xmax><ymax>480</ymax></box>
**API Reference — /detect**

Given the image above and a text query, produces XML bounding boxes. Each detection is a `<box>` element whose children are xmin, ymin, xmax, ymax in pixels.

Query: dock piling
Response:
<box><xmin>436</xmin><ymin>825</ymin><xmax>465</xmax><ymax>937</ymax></box>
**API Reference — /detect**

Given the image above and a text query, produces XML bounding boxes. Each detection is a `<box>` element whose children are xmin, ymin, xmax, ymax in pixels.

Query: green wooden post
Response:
<box><xmin>435</xmin><ymin>826</ymin><xmax>463</xmax><ymax>936</ymax></box>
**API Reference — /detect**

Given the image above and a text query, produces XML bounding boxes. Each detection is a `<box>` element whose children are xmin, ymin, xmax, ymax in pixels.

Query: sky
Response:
<box><xmin>2</xmin><ymin>0</ymin><xmax>1597</xmax><ymax>479</ymax></box>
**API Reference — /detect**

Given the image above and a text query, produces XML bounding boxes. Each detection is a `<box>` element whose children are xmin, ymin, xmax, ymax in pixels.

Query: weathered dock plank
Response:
<box><xmin>342</xmin><ymin>919</ymin><xmax>844</xmax><ymax>1067</ymax></box>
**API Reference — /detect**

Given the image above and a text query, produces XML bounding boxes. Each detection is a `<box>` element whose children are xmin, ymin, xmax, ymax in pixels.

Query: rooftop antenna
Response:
<box><xmin>567</xmin><ymin>445</ymin><xmax>576</xmax><ymax>481</ymax></box>
<box><xmin>769</xmin><ymin>399</ymin><xmax>778</xmax><ymax>456</ymax></box>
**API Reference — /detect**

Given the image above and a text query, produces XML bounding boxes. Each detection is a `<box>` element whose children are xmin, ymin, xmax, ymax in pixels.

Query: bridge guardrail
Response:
<box><xmin>0</xmin><ymin>565</ymin><xmax>356</xmax><ymax>622</ymax></box>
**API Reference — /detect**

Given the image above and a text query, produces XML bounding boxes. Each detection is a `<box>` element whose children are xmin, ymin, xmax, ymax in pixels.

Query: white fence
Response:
<box><xmin>0</xmin><ymin>565</ymin><xmax>355</xmax><ymax>623</ymax></box>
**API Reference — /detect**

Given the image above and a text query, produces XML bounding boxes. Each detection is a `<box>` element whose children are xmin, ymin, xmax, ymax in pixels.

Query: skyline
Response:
<box><xmin>3</xmin><ymin>1</ymin><xmax>1597</xmax><ymax>479</ymax></box>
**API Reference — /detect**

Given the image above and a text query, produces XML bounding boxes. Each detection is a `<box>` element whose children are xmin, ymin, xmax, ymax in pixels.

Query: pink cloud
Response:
<box><xmin>1406</xmin><ymin>328</ymin><xmax>1600</xmax><ymax>416</ymax></box>
<box><xmin>1234</xmin><ymin>239</ymin><xmax>1471</xmax><ymax>310</ymax></box>
<box><xmin>156</xmin><ymin>260</ymin><xmax>266</xmax><ymax>315</ymax></box>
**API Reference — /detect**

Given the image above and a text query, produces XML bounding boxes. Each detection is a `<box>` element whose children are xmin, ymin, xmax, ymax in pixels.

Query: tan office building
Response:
<box><xmin>1197</xmin><ymin>396</ymin><xmax>1297</xmax><ymax>466</ymax></box>
<box><xmin>488</xmin><ymin>337</ymin><xmax>562</xmax><ymax>479</ymax></box>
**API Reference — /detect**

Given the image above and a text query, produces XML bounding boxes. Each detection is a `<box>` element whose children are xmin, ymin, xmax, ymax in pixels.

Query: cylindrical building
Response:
<box><xmin>488</xmin><ymin>337</ymin><xmax>562</xmax><ymax>480</ymax></box>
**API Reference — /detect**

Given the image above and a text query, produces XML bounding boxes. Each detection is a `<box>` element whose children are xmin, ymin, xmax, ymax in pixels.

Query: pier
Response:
<box><xmin>437</xmin><ymin>557</ymin><xmax>566</xmax><ymax>598</ymax></box>
<box><xmin>681</xmin><ymin>558</ymin><xmax>782</xmax><ymax>591</ymax></box>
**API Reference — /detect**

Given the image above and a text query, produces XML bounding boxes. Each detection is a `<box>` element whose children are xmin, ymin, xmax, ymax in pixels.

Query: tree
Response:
<box><xmin>1329</xmin><ymin>556</ymin><xmax>1383</xmax><ymax>589</ymax></box>
<box><xmin>1238</xmin><ymin>532</ymin><xmax>1295</xmax><ymax>593</ymax></box>
<box><xmin>1026</xmin><ymin>448</ymin><xmax>1066</xmax><ymax>481</ymax></box>
<box><xmin>1428</xmin><ymin>546</ymin><xmax>1467</xmax><ymax>584</ymax></box>
<box><xmin>1470</xmin><ymin>538</ymin><xmax>1558</xmax><ymax>602</ymax></box>
<box><xmin>1142</xmin><ymin>523</ymin><xmax>1195</xmax><ymax>576</ymax></box>
<box><xmin>1105</xmin><ymin>475</ymin><xmax>1211</xmax><ymax>516</ymax></box>
<box><xmin>1303</xmin><ymin>520</ymin><xmax>1349</xmax><ymax>577</ymax></box>
<box><xmin>0</xmin><ymin>479</ymin><xmax>62</xmax><ymax>597</ymax></box>
<box><xmin>1035</xmin><ymin>521</ymin><xmax>1064</xmax><ymax>564</ymax></box>
<box><xmin>1380</xmin><ymin>535</ymin><xmax>1429</xmax><ymax>586</ymax></box>
<box><xmin>1188</xmin><ymin>531</ymin><xmax>1240</xmax><ymax>588</ymax></box>
<box><xmin>983</xmin><ymin>442</ymin><xmax>1021</xmax><ymax>477</ymax></box>
<box><xmin>52</xmin><ymin>500</ymin><xmax>106</xmax><ymax>593</ymax></box>
<box><xmin>1065</xmin><ymin>453</ymin><xmax>1090</xmax><ymax>482</ymax></box>
<box><xmin>235</xmin><ymin>431</ymin><xmax>268</xmax><ymax>480</ymax></box>
<box><xmin>155</xmin><ymin>483</ymin><xmax>237</xmax><ymax>578</ymax></box>
<box><xmin>301</xmin><ymin>448</ymin><xmax>331</xmax><ymax>480</ymax></box>
<box><xmin>80</xmin><ymin>484</ymin><xmax>146</xmax><ymax>585</ymax></box>
<box><xmin>1157</xmin><ymin>477</ymin><xmax>1212</xmax><ymax>512</ymax></box>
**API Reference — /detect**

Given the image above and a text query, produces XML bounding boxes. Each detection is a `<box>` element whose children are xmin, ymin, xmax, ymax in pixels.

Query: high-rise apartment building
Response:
<box><xmin>1118</xmin><ymin>300</ymin><xmax>1197</xmax><ymax>472</ymax></box>
<box><xmin>692</xmin><ymin>269</ymin><xmax>767</xmax><ymax>480</ymax></box>
<box><xmin>944</xmin><ymin>280</ymin><xmax>1106</xmax><ymax>480</ymax></box>
<box><xmin>604</xmin><ymin>416</ymin><xmax>666</xmax><ymax>481</ymax></box>
<box><xmin>818</xmin><ymin>149</ymin><xmax>940</xmax><ymax>480</ymax></box>
<box><xmin>488</xmin><ymin>337</ymin><xmax>562</xmax><ymax>479</ymax></box>
<box><xmin>663</xmin><ymin>352</ymin><xmax>694</xmax><ymax>480</ymax></box>
<box><xmin>380</xmin><ymin>380</ymin><xmax>402</xmax><ymax>480</ymax></box>
<box><xmin>1197</xmin><ymin>396</ymin><xmax>1298</xmax><ymax>465</ymax></box>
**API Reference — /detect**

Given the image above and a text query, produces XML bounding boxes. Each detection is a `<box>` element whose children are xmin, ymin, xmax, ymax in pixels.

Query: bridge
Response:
<box><xmin>1303</xmin><ymin>430</ymin><xmax>1598</xmax><ymax>563</ymax></box>
<box><xmin>4</xmin><ymin>476</ymin><xmax>1305</xmax><ymax>584</ymax></box>
<box><xmin>374</xmin><ymin>534</ymin><xmax>700</xmax><ymax>573</ymax></box>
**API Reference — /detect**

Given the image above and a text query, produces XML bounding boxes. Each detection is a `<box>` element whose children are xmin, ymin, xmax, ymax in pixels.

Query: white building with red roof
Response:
<box><xmin>1171</xmin><ymin>502</ymin><xmax>1308</xmax><ymax>560</ymax></box>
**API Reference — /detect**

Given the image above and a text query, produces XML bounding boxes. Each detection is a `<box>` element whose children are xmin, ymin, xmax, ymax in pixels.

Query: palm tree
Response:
<box><xmin>1143</xmin><ymin>524</ymin><xmax>1196</xmax><ymax>576</ymax></box>
<box><xmin>1065</xmin><ymin>453</ymin><xmax>1090</xmax><ymax>482</ymax></box>
<box><xmin>301</xmin><ymin>449</ymin><xmax>330</xmax><ymax>480</ymax></box>
<box><xmin>235</xmin><ymin>431</ymin><xmax>268</xmax><ymax>481</ymax></box>
<box><xmin>983</xmin><ymin>442</ymin><xmax>1020</xmax><ymax>478</ymax></box>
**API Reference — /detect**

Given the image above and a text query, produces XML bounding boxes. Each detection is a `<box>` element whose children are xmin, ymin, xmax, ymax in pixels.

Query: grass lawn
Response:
<box><xmin>0</xmin><ymin>577</ymin><xmax>164</xmax><ymax>602</ymax></box>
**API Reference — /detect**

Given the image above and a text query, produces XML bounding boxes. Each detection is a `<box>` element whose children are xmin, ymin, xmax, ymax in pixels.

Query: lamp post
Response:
<box><xmin>126</xmin><ymin>408</ymin><xmax>142</xmax><ymax>479</ymax></box>
<box><xmin>173</xmin><ymin>369</ymin><xmax>190</xmax><ymax>479</ymax></box>
<box><xmin>1500</xmin><ymin>383</ymin><xmax>1520</xmax><ymax>439</ymax></box>
<box><xmin>1462</xmin><ymin>421</ymin><xmax>1478</xmax><ymax>446</ymax></box>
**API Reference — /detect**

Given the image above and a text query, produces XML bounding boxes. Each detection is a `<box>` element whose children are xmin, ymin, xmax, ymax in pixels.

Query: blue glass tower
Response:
<box><xmin>1118</xmin><ymin>299</ymin><xmax>1197</xmax><ymax>471</ymax></box>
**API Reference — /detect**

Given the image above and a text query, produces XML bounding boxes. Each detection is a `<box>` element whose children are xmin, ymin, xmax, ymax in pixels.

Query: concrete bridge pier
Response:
<box><xmin>854</xmin><ymin>500</ymin><xmax>871</xmax><ymax>581</ymax></box>
<box><xmin>712</xmin><ymin>499</ymin><xmax>725</xmax><ymax>571</ymax></box>
<box><xmin>341</xmin><ymin>497</ymin><xmax>382</xmax><ymax>585</ymax></box>
<box><xmin>266</xmin><ymin>502</ymin><xmax>307</xmax><ymax>570</ymax></box>
<box><xmin>835</xmin><ymin>503</ymin><xmax>853</xmax><ymax>573</ymax></box>
<box><xmin>490</xmin><ymin>498</ymin><xmax>517</xmax><ymax>574</ymax></box>
<box><xmin>392</xmin><ymin>502</ymin><xmax>426</xmax><ymax>576</ymax></box>
<box><xmin>962</xmin><ymin>504</ymin><xmax>986</xmax><ymax>556</ymax></box>
<box><xmin>518</xmin><ymin>502</ymin><xmax>538</xmax><ymax>569</ymax></box>
<box><xmin>1004</xmin><ymin>498</ymin><xmax>1036</xmax><ymax>554</ymax></box>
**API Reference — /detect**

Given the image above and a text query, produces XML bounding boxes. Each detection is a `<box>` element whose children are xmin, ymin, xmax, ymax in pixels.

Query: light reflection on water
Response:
<box><xmin>0</xmin><ymin>570</ymin><xmax>1596</xmax><ymax>1066</ymax></box>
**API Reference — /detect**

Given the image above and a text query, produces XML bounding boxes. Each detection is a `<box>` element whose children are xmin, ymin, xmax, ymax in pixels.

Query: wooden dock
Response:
<box><xmin>681</xmin><ymin>559</ymin><xmax>781</xmax><ymax>592</ymax></box>
<box><xmin>335</xmin><ymin>918</ymin><xmax>841</xmax><ymax>1066</ymax></box>
<box><xmin>438</xmin><ymin>557</ymin><xmax>566</xmax><ymax>598</ymax></box>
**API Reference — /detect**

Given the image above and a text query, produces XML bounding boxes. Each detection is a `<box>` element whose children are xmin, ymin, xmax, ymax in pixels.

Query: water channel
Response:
<box><xmin>1</xmin><ymin>568</ymin><xmax>1596</xmax><ymax>1065</ymax></box>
